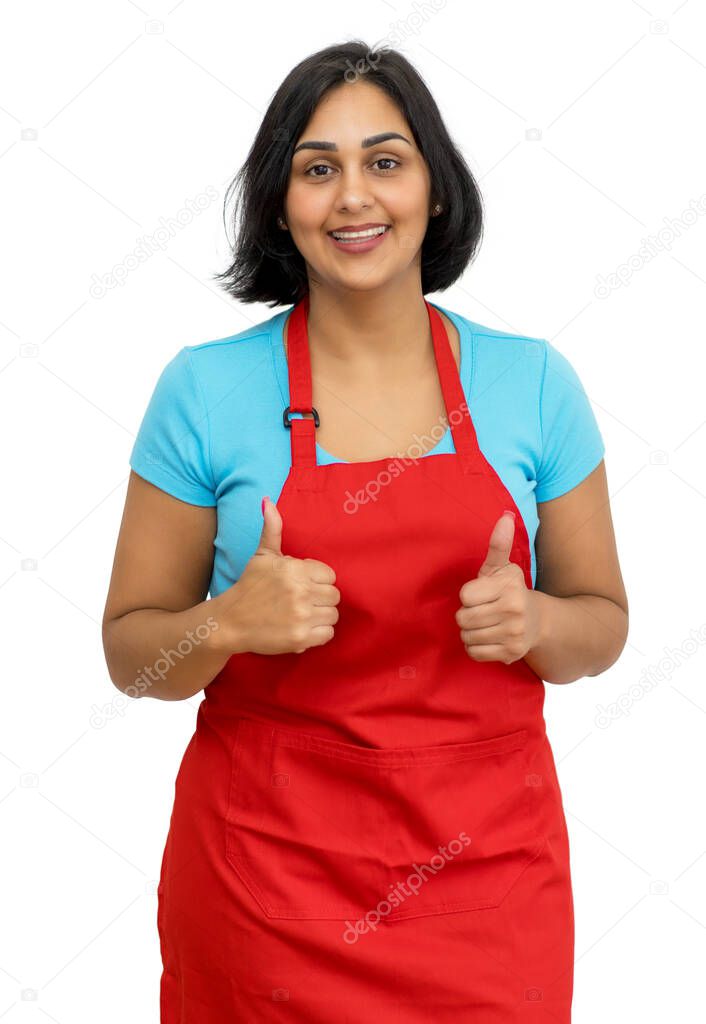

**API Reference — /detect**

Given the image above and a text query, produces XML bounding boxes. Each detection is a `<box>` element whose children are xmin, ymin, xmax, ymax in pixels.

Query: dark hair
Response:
<box><xmin>212</xmin><ymin>39</ymin><xmax>484</xmax><ymax>308</ymax></box>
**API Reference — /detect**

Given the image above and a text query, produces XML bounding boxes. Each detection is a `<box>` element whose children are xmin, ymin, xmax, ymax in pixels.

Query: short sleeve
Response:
<box><xmin>534</xmin><ymin>341</ymin><xmax>605</xmax><ymax>502</ymax></box>
<box><xmin>129</xmin><ymin>347</ymin><xmax>216</xmax><ymax>506</ymax></box>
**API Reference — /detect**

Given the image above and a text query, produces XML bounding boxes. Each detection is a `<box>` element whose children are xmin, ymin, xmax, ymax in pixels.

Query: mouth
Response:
<box><xmin>327</xmin><ymin>224</ymin><xmax>391</xmax><ymax>243</ymax></box>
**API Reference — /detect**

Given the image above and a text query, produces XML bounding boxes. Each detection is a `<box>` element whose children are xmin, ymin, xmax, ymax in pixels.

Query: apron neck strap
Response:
<box><xmin>284</xmin><ymin>294</ymin><xmax>483</xmax><ymax>472</ymax></box>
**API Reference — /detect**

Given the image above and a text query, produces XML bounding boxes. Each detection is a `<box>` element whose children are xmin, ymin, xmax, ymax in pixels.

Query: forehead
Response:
<box><xmin>296</xmin><ymin>83</ymin><xmax>409</xmax><ymax>142</ymax></box>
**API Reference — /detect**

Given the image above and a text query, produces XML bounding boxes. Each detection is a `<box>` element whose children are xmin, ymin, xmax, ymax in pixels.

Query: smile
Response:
<box><xmin>329</xmin><ymin>225</ymin><xmax>391</xmax><ymax>241</ymax></box>
<box><xmin>327</xmin><ymin>225</ymin><xmax>392</xmax><ymax>254</ymax></box>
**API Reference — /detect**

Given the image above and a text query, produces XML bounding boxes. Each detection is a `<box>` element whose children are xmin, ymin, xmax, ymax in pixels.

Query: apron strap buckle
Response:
<box><xmin>283</xmin><ymin>405</ymin><xmax>320</xmax><ymax>429</ymax></box>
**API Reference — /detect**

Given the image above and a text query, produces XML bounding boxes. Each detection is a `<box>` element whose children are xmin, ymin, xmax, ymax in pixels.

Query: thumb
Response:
<box><xmin>477</xmin><ymin>510</ymin><xmax>515</xmax><ymax>578</ymax></box>
<box><xmin>256</xmin><ymin>495</ymin><xmax>283</xmax><ymax>556</ymax></box>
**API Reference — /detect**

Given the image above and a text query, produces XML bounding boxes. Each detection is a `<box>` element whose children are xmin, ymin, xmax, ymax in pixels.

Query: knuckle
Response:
<box><xmin>291</xmin><ymin>624</ymin><xmax>309</xmax><ymax>646</ymax></box>
<box><xmin>319</xmin><ymin>625</ymin><xmax>335</xmax><ymax>644</ymax></box>
<box><xmin>284</xmin><ymin>572</ymin><xmax>302</xmax><ymax>594</ymax></box>
<box><xmin>291</xmin><ymin>603</ymin><xmax>309</xmax><ymax>623</ymax></box>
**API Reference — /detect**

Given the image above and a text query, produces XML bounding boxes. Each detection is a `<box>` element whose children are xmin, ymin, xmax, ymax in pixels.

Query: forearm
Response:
<box><xmin>524</xmin><ymin>591</ymin><xmax>628</xmax><ymax>685</ymax></box>
<box><xmin>102</xmin><ymin>596</ymin><xmax>234</xmax><ymax>701</ymax></box>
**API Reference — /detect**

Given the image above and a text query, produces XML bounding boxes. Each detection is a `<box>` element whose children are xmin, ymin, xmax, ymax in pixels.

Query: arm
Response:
<box><xmin>102</xmin><ymin>471</ymin><xmax>231</xmax><ymax>701</ymax></box>
<box><xmin>524</xmin><ymin>460</ymin><xmax>628</xmax><ymax>684</ymax></box>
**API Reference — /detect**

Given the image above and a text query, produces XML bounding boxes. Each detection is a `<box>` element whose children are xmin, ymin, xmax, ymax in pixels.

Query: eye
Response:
<box><xmin>305</xmin><ymin>164</ymin><xmax>335</xmax><ymax>178</ymax></box>
<box><xmin>303</xmin><ymin>157</ymin><xmax>402</xmax><ymax>178</ymax></box>
<box><xmin>373</xmin><ymin>157</ymin><xmax>400</xmax><ymax>174</ymax></box>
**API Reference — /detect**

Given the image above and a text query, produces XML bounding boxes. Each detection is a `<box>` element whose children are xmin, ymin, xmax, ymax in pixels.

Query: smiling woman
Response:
<box><xmin>211</xmin><ymin>45</ymin><xmax>483</xmax><ymax>306</ymax></box>
<box><xmin>103</xmin><ymin>36</ymin><xmax>627</xmax><ymax>1024</ymax></box>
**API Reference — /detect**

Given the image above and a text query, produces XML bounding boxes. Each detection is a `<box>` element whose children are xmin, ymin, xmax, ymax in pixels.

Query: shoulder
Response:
<box><xmin>433</xmin><ymin>303</ymin><xmax>545</xmax><ymax>356</ymax></box>
<box><xmin>134</xmin><ymin>313</ymin><xmax>280</xmax><ymax>419</ymax></box>
<box><xmin>187</xmin><ymin>309</ymin><xmax>282</xmax><ymax>353</ymax></box>
<box><xmin>435</xmin><ymin>305</ymin><xmax>604</xmax><ymax>498</ymax></box>
<box><xmin>435</xmin><ymin>304</ymin><xmax>593</xmax><ymax>387</ymax></box>
<box><xmin>432</xmin><ymin>304</ymin><xmax>549</xmax><ymax>399</ymax></box>
<box><xmin>156</xmin><ymin>308</ymin><xmax>291</xmax><ymax>415</ymax></box>
<box><xmin>183</xmin><ymin>308</ymin><xmax>285</xmax><ymax>377</ymax></box>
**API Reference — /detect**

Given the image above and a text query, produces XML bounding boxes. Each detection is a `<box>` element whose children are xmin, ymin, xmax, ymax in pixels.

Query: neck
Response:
<box><xmin>303</xmin><ymin>279</ymin><xmax>435</xmax><ymax>373</ymax></box>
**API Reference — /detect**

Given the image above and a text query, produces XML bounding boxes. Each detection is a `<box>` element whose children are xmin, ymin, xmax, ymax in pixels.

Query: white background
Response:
<box><xmin>2</xmin><ymin>0</ymin><xmax>705</xmax><ymax>1020</ymax></box>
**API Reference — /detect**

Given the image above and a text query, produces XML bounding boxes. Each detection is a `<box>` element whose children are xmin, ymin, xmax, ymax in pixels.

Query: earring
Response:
<box><xmin>432</xmin><ymin>204</ymin><xmax>442</xmax><ymax>215</ymax></box>
<box><xmin>277</xmin><ymin>216</ymin><xmax>287</xmax><ymax>229</ymax></box>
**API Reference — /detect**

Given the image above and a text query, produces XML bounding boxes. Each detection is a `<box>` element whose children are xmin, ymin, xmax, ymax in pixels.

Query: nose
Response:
<box><xmin>332</xmin><ymin>165</ymin><xmax>376</xmax><ymax>213</ymax></box>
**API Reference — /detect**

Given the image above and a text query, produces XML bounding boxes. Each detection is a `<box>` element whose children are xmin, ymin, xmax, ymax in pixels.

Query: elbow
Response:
<box><xmin>101</xmin><ymin>618</ymin><xmax>135</xmax><ymax>697</ymax></box>
<box><xmin>101</xmin><ymin>621</ymin><xmax>117</xmax><ymax>687</ymax></box>
<box><xmin>588</xmin><ymin>604</ymin><xmax>629</xmax><ymax>678</ymax></box>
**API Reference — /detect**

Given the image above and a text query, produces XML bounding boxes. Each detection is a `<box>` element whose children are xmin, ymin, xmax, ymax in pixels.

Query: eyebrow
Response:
<box><xmin>292</xmin><ymin>131</ymin><xmax>412</xmax><ymax>155</ymax></box>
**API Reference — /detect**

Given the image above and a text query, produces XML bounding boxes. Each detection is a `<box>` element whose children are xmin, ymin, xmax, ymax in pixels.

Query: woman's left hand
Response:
<box><xmin>455</xmin><ymin>511</ymin><xmax>543</xmax><ymax>664</ymax></box>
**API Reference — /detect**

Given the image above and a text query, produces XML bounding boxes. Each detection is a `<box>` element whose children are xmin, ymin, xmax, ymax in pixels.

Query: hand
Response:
<box><xmin>455</xmin><ymin>511</ymin><xmax>541</xmax><ymax>664</ymax></box>
<box><xmin>214</xmin><ymin>497</ymin><xmax>340</xmax><ymax>655</ymax></box>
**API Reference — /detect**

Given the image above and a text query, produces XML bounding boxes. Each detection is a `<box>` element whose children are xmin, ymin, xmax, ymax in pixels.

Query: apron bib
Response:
<box><xmin>157</xmin><ymin>296</ymin><xmax>575</xmax><ymax>1022</ymax></box>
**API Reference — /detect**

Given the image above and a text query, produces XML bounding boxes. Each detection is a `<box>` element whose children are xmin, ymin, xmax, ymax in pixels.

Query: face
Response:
<box><xmin>283</xmin><ymin>81</ymin><xmax>434</xmax><ymax>293</ymax></box>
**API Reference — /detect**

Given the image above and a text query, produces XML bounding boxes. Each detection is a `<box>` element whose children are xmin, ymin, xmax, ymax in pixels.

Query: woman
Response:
<box><xmin>103</xmin><ymin>40</ymin><xmax>628</xmax><ymax>1023</ymax></box>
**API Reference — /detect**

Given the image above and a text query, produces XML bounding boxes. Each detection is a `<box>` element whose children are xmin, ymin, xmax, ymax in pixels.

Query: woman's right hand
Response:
<box><xmin>212</xmin><ymin>497</ymin><xmax>340</xmax><ymax>656</ymax></box>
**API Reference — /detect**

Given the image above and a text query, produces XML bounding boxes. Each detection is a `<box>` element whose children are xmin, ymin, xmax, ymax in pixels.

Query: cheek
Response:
<box><xmin>387</xmin><ymin>187</ymin><xmax>430</xmax><ymax>226</ymax></box>
<box><xmin>286</xmin><ymin>182</ymin><xmax>329</xmax><ymax>227</ymax></box>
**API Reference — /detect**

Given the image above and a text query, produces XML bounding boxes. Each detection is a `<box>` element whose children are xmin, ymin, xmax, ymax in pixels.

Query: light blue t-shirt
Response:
<box><xmin>129</xmin><ymin>302</ymin><xmax>605</xmax><ymax>597</ymax></box>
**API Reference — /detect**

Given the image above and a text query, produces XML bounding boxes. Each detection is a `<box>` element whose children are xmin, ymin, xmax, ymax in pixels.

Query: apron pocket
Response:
<box><xmin>225</xmin><ymin>717</ymin><xmax>545</xmax><ymax>923</ymax></box>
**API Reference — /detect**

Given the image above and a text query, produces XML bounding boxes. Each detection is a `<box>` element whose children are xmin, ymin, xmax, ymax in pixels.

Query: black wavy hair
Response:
<box><xmin>211</xmin><ymin>39</ymin><xmax>484</xmax><ymax>308</ymax></box>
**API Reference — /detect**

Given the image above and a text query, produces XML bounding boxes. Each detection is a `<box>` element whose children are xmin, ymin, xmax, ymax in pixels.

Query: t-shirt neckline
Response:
<box><xmin>269</xmin><ymin>300</ymin><xmax>473</xmax><ymax>466</ymax></box>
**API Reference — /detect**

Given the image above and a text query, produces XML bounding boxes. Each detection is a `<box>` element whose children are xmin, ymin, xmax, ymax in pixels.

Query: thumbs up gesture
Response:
<box><xmin>219</xmin><ymin>497</ymin><xmax>340</xmax><ymax>656</ymax></box>
<box><xmin>455</xmin><ymin>511</ymin><xmax>541</xmax><ymax>664</ymax></box>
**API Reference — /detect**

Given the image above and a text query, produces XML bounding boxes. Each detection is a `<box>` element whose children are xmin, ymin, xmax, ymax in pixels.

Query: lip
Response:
<box><xmin>327</xmin><ymin>224</ymin><xmax>391</xmax><ymax>255</ymax></box>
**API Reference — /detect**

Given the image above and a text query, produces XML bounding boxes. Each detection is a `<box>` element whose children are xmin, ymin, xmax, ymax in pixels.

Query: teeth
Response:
<box><xmin>331</xmin><ymin>226</ymin><xmax>388</xmax><ymax>240</ymax></box>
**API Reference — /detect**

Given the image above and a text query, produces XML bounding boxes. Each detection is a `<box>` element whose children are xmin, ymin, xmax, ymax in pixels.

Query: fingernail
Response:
<box><xmin>261</xmin><ymin>496</ymin><xmax>269</xmax><ymax>515</ymax></box>
<box><xmin>503</xmin><ymin>509</ymin><xmax>516</xmax><ymax>519</ymax></box>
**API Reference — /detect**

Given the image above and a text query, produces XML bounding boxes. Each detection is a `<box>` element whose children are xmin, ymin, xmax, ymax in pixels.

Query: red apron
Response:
<box><xmin>157</xmin><ymin>296</ymin><xmax>575</xmax><ymax>1022</ymax></box>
